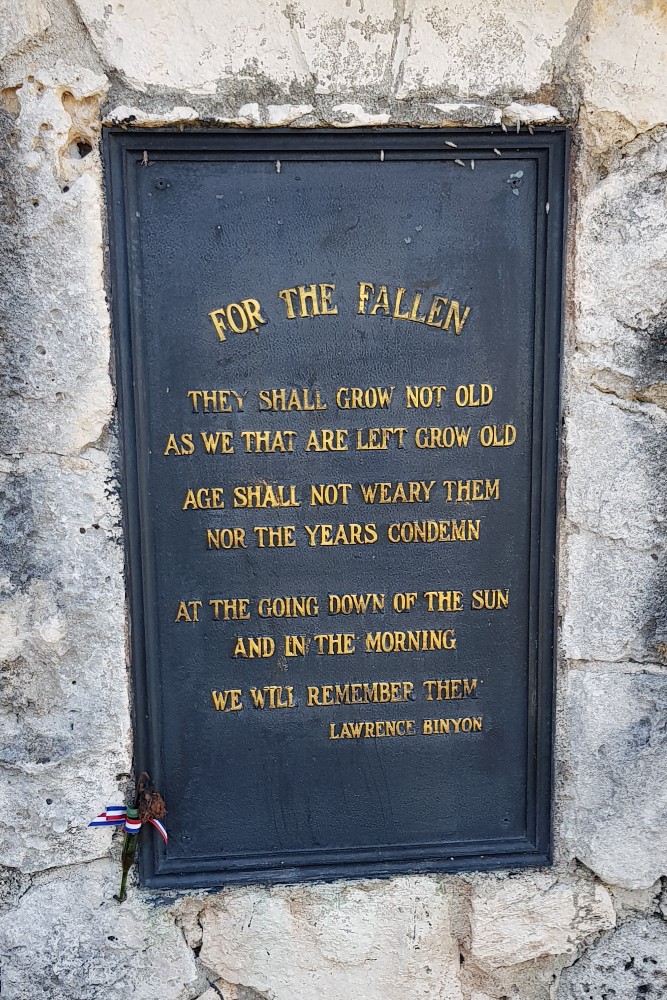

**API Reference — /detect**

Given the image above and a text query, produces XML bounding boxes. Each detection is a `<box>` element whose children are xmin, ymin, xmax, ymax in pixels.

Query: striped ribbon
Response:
<box><xmin>89</xmin><ymin>806</ymin><xmax>168</xmax><ymax>844</ymax></box>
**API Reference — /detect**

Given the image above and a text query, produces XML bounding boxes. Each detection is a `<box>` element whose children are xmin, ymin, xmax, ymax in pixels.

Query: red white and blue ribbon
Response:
<box><xmin>89</xmin><ymin>805</ymin><xmax>126</xmax><ymax>827</ymax></box>
<box><xmin>89</xmin><ymin>806</ymin><xmax>168</xmax><ymax>844</ymax></box>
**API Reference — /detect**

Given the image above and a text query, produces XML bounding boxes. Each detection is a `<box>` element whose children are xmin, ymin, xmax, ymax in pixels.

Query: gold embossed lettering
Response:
<box><xmin>209</xmin><ymin>598</ymin><xmax>251</xmax><ymax>621</ymax></box>
<box><xmin>211</xmin><ymin>689</ymin><xmax>243</xmax><ymax>712</ymax></box>
<box><xmin>253</xmin><ymin>525</ymin><xmax>296</xmax><ymax>547</ymax></box>
<box><xmin>305</xmin><ymin>428</ymin><xmax>349</xmax><ymax>452</ymax></box>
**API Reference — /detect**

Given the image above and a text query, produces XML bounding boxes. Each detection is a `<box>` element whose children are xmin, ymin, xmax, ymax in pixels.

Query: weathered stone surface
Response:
<box><xmin>0</xmin><ymin>865</ymin><xmax>30</xmax><ymax>915</ymax></box>
<box><xmin>0</xmin><ymin>0</ymin><xmax>49</xmax><ymax>64</ymax></box>
<box><xmin>73</xmin><ymin>0</ymin><xmax>312</xmax><ymax>92</ymax></box>
<box><xmin>197</xmin><ymin>984</ymin><xmax>265</xmax><ymax>1000</ymax></box>
<box><xmin>330</xmin><ymin>102</ymin><xmax>390</xmax><ymax>125</ymax></box>
<box><xmin>562</xmin><ymin>398</ymin><xmax>666</xmax><ymax>666</ymax></box>
<box><xmin>566</xmin><ymin>391</ymin><xmax>665</xmax><ymax>553</ymax></box>
<box><xmin>398</xmin><ymin>0</ymin><xmax>579</xmax><ymax>99</ymax></box>
<box><xmin>0</xmin><ymin>0</ymin><xmax>665</xmax><ymax>997</ymax></box>
<box><xmin>431</xmin><ymin>101</ymin><xmax>501</xmax><ymax>127</ymax></box>
<box><xmin>0</xmin><ymin>64</ymin><xmax>128</xmax><ymax>874</ymax></box>
<box><xmin>608</xmin><ymin>880</ymin><xmax>661</xmax><ymax>920</ymax></box>
<box><xmin>573</xmin><ymin>127</ymin><xmax>667</xmax><ymax>397</ymax></box>
<box><xmin>563</xmin><ymin>128</ymin><xmax>667</xmax><ymax>668</ymax></box>
<box><xmin>501</xmin><ymin>102</ymin><xmax>562</xmax><ymax>125</ymax></box>
<box><xmin>579</xmin><ymin>1</ymin><xmax>667</xmax><ymax>129</ymax></box>
<box><xmin>0</xmin><ymin>454</ymin><xmax>129</xmax><ymax>872</ymax></box>
<box><xmin>468</xmin><ymin>872</ymin><xmax>615</xmax><ymax>969</ymax></box>
<box><xmin>1</xmin><ymin>66</ymin><xmax>111</xmax><ymax>457</ymax></box>
<box><xmin>281</xmin><ymin>0</ymin><xmax>400</xmax><ymax>96</ymax></box>
<box><xmin>561</xmin><ymin>669</ymin><xmax>667</xmax><ymax>888</ymax></box>
<box><xmin>200</xmin><ymin>877</ymin><xmax>464</xmax><ymax>1000</ymax></box>
<box><xmin>0</xmin><ymin>861</ymin><xmax>198</xmax><ymax>999</ymax></box>
<box><xmin>73</xmin><ymin>0</ymin><xmax>403</xmax><ymax>96</ymax></box>
<box><xmin>70</xmin><ymin>0</ymin><xmax>591</xmax><ymax>100</ymax></box>
<box><xmin>562</xmin><ymin>529</ymin><xmax>665</xmax><ymax>664</ymax></box>
<box><xmin>556</xmin><ymin>917</ymin><xmax>667</xmax><ymax>999</ymax></box>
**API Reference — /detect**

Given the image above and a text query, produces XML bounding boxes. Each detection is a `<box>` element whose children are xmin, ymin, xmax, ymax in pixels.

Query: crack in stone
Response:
<box><xmin>588</xmin><ymin>379</ymin><xmax>667</xmax><ymax>417</ymax></box>
<box><xmin>550</xmin><ymin>0</ymin><xmax>595</xmax><ymax>81</ymax></box>
<box><xmin>590</xmin><ymin>375</ymin><xmax>667</xmax><ymax>413</ymax></box>
<box><xmin>386</xmin><ymin>0</ymin><xmax>411</xmax><ymax>99</ymax></box>
<box><xmin>566</xmin><ymin>659</ymin><xmax>667</xmax><ymax>673</ymax></box>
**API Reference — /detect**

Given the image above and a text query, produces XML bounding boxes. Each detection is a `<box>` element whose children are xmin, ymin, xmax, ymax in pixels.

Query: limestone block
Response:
<box><xmin>398</xmin><ymin>0</ymin><xmax>578</xmax><ymax>99</ymax></box>
<box><xmin>577</xmin><ymin>106</ymin><xmax>641</xmax><ymax>162</ymax></box>
<box><xmin>562</xmin><ymin>529</ymin><xmax>665</xmax><ymax>664</ymax></box>
<box><xmin>0</xmin><ymin>65</ymin><xmax>129</xmax><ymax>873</ymax></box>
<box><xmin>0</xmin><ymin>861</ymin><xmax>198</xmax><ymax>1000</ymax></box>
<box><xmin>571</xmin><ymin>192</ymin><xmax>666</xmax><ymax>635</ymax></box>
<box><xmin>0</xmin><ymin>0</ymin><xmax>49</xmax><ymax>64</ymax></box>
<box><xmin>557</xmin><ymin>917</ymin><xmax>667</xmax><ymax>998</ymax></box>
<box><xmin>72</xmin><ymin>0</ymin><xmax>587</xmax><ymax>98</ymax></box>
<box><xmin>0</xmin><ymin>453</ymin><xmax>129</xmax><ymax>872</ymax></box>
<box><xmin>468</xmin><ymin>872</ymin><xmax>615</xmax><ymax>969</ymax></box>
<box><xmin>579</xmin><ymin>1</ymin><xmax>667</xmax><ymax>129</ymax></box>
<box><xmin>0</xmin><ymin>68</ymin><xmax>111</xmax><ymax>459</ymax></box>
<box><xmin>73</xmin><ymin>0</ymin><xmax>313</xmax><ymax>92</ymax></box>
<box><xmin>281</xmin><ymin>0</ymin><xmax>400</xmax><ymax>95</ymax></box>
<box><xmin>574</xmin><ymin>128</ymin><xmax>667</xmax><ymax>398</ymax></box>
<box><xmin>561</xmin><ymin>669</ymin><xmax>667</xmax><ymax>888</ymax></box>
<box><xmin>565</xmin><ymin>391</ymin><xmax>666</xmax><ymax>552</ymax></box>
<box><xmin>200</xmin><ymin>877</ymin><xmax>463</xmax><ymax>1000</ymax></box>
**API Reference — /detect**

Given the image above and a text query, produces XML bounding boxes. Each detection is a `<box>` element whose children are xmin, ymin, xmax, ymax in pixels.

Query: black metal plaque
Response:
<box><xmin>106</xmin><ymin>128</ymin><xmax>566</xmax><ymax>888</ymax></box>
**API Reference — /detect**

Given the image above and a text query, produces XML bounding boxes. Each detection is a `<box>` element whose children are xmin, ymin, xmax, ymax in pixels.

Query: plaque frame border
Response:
<box><xmin>104</xmin><ymin>127</ymin><xmax>568</xmax><ymax>889</ymax></box>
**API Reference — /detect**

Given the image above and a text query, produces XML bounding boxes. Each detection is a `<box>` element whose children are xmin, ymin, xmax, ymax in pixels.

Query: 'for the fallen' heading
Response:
<box><xmin>209</xmin><ymin>281</ymin><xmax>472</xmax><ymax>343</ymax></box>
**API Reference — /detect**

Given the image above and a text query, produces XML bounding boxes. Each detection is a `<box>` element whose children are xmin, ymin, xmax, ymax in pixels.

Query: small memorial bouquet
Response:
<box><xmin>90</xmin><ymin>772</ymin><xmax>167</xmax><ymax>902</ymax></box>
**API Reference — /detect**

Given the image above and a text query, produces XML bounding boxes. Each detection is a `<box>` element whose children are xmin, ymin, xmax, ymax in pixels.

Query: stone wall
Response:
<box><xmin>0</xmin><ymin>1</ymin><xmax>666</xmax><ymax>997</ymax></box>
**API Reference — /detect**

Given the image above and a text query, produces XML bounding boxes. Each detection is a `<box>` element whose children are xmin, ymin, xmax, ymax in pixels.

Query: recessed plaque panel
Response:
<box><xmin>105</xmin><ymin>128</ymin><xmax>566</xmax><ymax>888</ymax></box>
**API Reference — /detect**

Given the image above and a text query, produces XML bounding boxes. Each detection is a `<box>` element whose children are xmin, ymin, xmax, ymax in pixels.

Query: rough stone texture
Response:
<box><xmin>557</xmin><ymin>918</ymin><xmax>667</xmax><ymax>999</ymax></box>
<box><xmin>398</xmin><ymin>0</ymin><xmax>579</xmax><ymax>100</ymax></box>
<box><xmin>609</xmin><ymin>880</ymin><xmax>662</xmax><ymax>921</ymax></box>
<box><xmin>569</xmin><ymin>125</ymin><xmax>667</xmax><ymax>417</ymax></box>
<box><xmin>558</xmin><ymin>105</ymin><xmax>667</xmax><ymax>894</ymax></box>
<box><xmin>0</xmin><ymin>0</ymin><xmax>49</xmax><ymax>64</ymax></box>
<box><xmin>73</xmin><ymin>0</ymin><xmax>582</xmax><ymax>100</ymax></box>
<box><xmin>579</xmin><ymin>1</ymin><xmax>667</xmax><ymax>130</ymax></box>
<box><xmin>564</xmin><ymin>131</ymin><xmax>667</xmax><ymax>673</ymax></box>
<box><xmin>468</xmin><ymin>872</ymin><xmax>616</xmax><ymax>969</ymax></box>
<box><xmin>74</xmin><ymin>0</ymin><xmax>313</xmax><ymax>93</ymax></box>
<box><xmin>200</xmin><ymin>877</ymin><xmax>464</xmax><ymax>1000</ymax></box>
<box><xmin>0</xmin><ymin>861</ymin><xmax>198</xmax><ymax>999</ymax></box>
<box><xmin>0</xmin><ymin>62</ymin><xmax>130</xmax><ymax>876</ymax></box>
<box><xmin>0</xmin><ymin>0</ymin><xmax>666</xmax><ymax>997</ymax></box>
<box><xmin>562</xmin><ymin>670</ymin><xmax>667</xmax><ymax>889</ymax></box>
